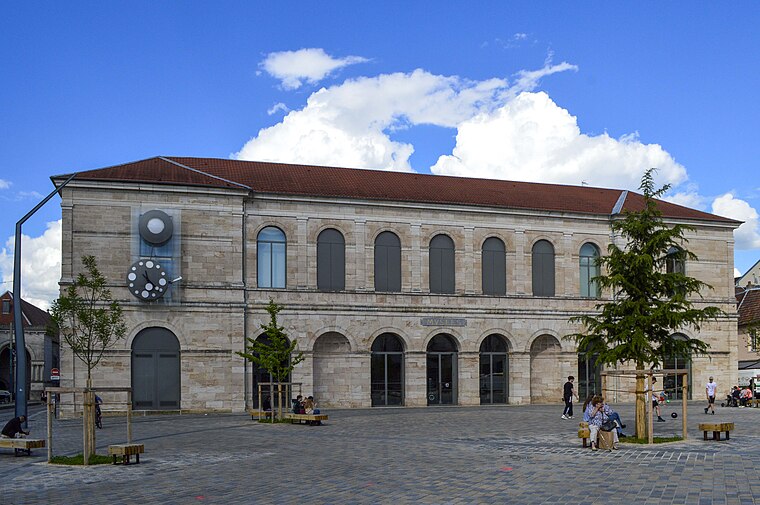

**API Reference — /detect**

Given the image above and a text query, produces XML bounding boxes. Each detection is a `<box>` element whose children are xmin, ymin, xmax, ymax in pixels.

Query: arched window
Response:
<box><xmin>251</xmin><ymin>333</ymin><xmax>292</xmax><ymax>409</ymax></box>
<box><xmin>257</xmin><ymin>226</ymin><xmax>286</xmax><ymax>288</ymax></box>
<box><xmin>666</xmin><ymin>246</ymin><xmax>685</xmax><ymax>275</ymax></box>
<box><xmin>429</xmin><ymin>234</ymin><xmax>455</xmax><ymax>294</ymax></box>
<box><xmin>579</xmin><ymin>243</ymin><xmax>600</xmax><ymax>298</ymax></box>
<box><xmin>532</xmin><ymin>240</ymin><xmax>555</xmax><ymax>296</ymax></box>
<box><xmin>371</xmin><ymin>333</ymin><xmax>405</xmax><ymax>406</ymax></box>
<box><xmin>374</xmin><ymin>232</ymin><xmax>401</xmax><ymax>292</ymax></box>
<box><xmin>482</xmin><ymin>237</ymin><xmax>506</xmax><ymax>295</ymax></box>
<box><xmin>317</xmin><ymin>228</ymin><xmax>345</xmax><ymax>291</ymax></box>
<box><xmin>480</xmin><ymin>334</ymin><xmax>509</xmax><ymax>404</ymax></box>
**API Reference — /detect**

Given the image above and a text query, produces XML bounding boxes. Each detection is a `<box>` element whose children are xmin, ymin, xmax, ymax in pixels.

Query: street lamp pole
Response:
<box><xmin>13</xmin><ymin>172</ymin><xmax>76</xmax><ymax>421</ymax></box>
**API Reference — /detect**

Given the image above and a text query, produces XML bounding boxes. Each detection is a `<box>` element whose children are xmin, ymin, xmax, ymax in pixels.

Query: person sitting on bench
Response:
<box><xmin>1</xmin><ymin>415</ymin><xmax>29</xmax><ymax>439</ymax></box>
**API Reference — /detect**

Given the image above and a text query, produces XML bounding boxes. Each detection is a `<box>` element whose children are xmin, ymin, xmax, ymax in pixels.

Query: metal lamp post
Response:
<box><xmin>13</xmin><ymin>173</ymin><xmax>76</xmax><ymax>421</ymax></box>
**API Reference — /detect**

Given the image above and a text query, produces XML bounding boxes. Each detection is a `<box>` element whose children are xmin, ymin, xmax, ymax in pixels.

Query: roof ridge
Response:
<box><xmin>160</xmin><ymin>157</ymin><xmax>251</xmax><ymax>190</ymax></box>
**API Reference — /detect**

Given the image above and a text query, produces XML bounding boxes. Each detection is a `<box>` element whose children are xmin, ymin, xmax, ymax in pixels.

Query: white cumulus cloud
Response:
<box><xmin>260</xmin><ymin>48</ymin><xmax>369</xmax><ymax>90</ymax></box>
<box><xmin>235</xmin><ymin>61</ymin><xmax>577</xmax><ymax>170</ymax></box>
<box><xmin>431</xmin><ymin>91</ymin><xmax>687</xmax><ymax>190</ymax></box>
<box><xmin>0</xmin><ymin>179</ymin><xmax>10</xmax><ymax>190</ymax></box>
<box><xmin>711</xmin><ymin>193</ymin><xmax>760</xmax><ymax>250</ymax></box>
<box><xmin>0</xmin><ymin>220</ymin><xmax>61</xmax><ymax>310</ymax></box>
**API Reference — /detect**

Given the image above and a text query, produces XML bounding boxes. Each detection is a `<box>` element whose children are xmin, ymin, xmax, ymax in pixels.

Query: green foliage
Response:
<box><xmin>49</xmin><ymin>255</ymin><xmax>127</xmax><ymax>384</ymax></box>
<box><xmin>237</xmin><ymin>299</ymin><xmax>304</xmax><ymax>382</ymax></box>
<box><xmin>568</xmin><ymin>169</ymin><xmax>724</xmax><ymax>369</ymax></box>
<box><xmin>49</xmin><ymin>453</ymin><xmax>113</xmax><ymax>465</ymax></box>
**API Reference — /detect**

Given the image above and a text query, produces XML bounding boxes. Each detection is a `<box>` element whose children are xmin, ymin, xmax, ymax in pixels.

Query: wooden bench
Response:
<box><xmin>578</xmin><ymin>422</ymin><xmax>591</xmax><ymax>448</ymax></box>
<box><xmin>247</xmin><ymin>410</ymin><xmax>274</xmax><ymax>420</ymax></box>
<box><xmin>0</xmin><ymin>438</ymin><xmax>45</xmax><ymax>456</ymax></box>
<box><xmin>699</xmin><ymin>422</ymin><xmax>735</xmax><ymax>441</ymax></box>
<box><xmin>283</xmin><ymin>413</ymin><xmax>328</xmax><ymax>425</ymax></box>
<box><xmin>108</xmin><ymin>443</ymin><xmax>144</xmax><ymax>464</ymax></box>
<box><xmin>750</xmin><ymin>398</ymin><xmax>760</xmax><ymax>408</ymax></box>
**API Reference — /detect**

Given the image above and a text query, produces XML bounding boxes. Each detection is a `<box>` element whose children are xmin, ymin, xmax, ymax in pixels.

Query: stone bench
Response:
<box><xmin>0</xmin><ymin>438</ymin><xmax>45</xmax><ymax>456</ymax></box>
<box><xmin>108</xmin><ymin>443</ymin><xmax>144</xmax><ymax>464</ymax></box>
<box><xmin>698</xmin><ymin>422</ymin><xmax>735</xmax><ymax>441</ymax></box>
<box><xmin>283</xmin><ymin>413</ymin><xmax>328</xmax><ymax>425</ymax></box>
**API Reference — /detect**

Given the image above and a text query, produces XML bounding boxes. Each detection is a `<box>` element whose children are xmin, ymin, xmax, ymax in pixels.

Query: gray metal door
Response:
<box><xmin>132</xmin><ymin>327</ymin><xmax>180</xmax><ymax>410</ymax></box>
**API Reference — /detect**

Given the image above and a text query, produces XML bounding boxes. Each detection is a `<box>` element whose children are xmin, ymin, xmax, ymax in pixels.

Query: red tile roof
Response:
<box><xmin>737</xmin><ymin>288</ymin><xmax>760</xmax><ymax>326</ymax></box>
<box><xmin>54</xmin><ymin>156</ymin><xmax>740</xmax><ymax>224</ymax></box>
<box><xmin>0</xmin><ymin>291</ymin><xmax>51</xmax><ymax>328</ymax></box>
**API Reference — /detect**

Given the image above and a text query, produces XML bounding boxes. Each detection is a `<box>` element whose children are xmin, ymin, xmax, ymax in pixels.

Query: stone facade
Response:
<box><xmin>57</xmin><ymin>166</ymin><xmax>740</xmax><ymax>413</ymax></box>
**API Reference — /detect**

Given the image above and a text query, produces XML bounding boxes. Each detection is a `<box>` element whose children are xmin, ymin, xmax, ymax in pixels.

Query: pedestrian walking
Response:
<box><xmin>561</xmin><ymin>376</ymin><xmax>579</xmax><ymax>419</ymax></box>
<box><xmin>705</xmin><ymin>376</ymin><xmax>717</xmax><ymax>414</ymax></box>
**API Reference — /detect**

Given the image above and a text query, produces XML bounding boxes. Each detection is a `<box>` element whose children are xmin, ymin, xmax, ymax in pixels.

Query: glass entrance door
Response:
<box><xmin>427</xmin><ymin>353</ymin><xmax>456</xmax><ymax>405</ymax></box>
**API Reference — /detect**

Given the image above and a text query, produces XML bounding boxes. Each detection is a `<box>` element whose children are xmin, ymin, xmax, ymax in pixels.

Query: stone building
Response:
<box><xmin>736</xmin><ymin>285</ymin><xmax>760</xmax><ymax>373</ymax></box>
<box><xmin>0</xmin><ymin>291</ymin><xmax>59</xmax><ymax>400</ymax></box>
<box><xmin>53</xmin><ymin>157</ymin><xmax>740</xmax><ymax>412</ymax></box>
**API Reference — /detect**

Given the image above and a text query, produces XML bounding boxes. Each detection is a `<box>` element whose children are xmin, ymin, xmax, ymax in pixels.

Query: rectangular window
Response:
<box><xmin>749</xmin><ymin>330</ymin><xmax>760</xmax><ymax>353</ymax></box>
<box><xmin>1</xmin><ymin>300</ymin><xmax>10</xmax><ymax>314</ymax></box>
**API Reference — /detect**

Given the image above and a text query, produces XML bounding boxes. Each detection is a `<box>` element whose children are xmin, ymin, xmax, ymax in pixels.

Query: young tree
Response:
<box><xmin>49</xmin><ymin>255</ymin><xmax>127</xmax><ymax>387</ymax></box>
<box><xmin>568</xmin><ymin>169</ymin><xmax>724</xmax><ymax>439</ymax></box>
<box><xmin>237</xmin><ymin>299</ymin><xmax>304</xmax><ymax>419</ymax></box>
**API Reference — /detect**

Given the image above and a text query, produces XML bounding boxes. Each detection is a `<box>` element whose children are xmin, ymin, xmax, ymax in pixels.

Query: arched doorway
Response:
<box><xmin>530</xmin><ymin>334</ymin><xmax>561</xmax><ymax>403</ymax></box>
<box><xmin>371</xmin><ymin>333</ymin><xmax>404</xmax><ymax>406</ymax></box>
<box><xmin>480</xmin><ymin>334</ymin><xmax>509</xmax><ymax>404</ymax></box>
<box><xmin>131</xmin><ymin>328</ymin><xmax>180</xmax><ymax>410</ymax></box>
<box><xmin>313</xmin><ymin>332</ymin><xmax>351</xmax><ymax>407</ymax></box>
<box><xmin>251</xmin><ymin>333</ymin><xmax>292</xmax><ymax>409</ymax></box>
<box><xmin>427</xmin><ymin>334</ymin><xmax>458</xmax><ymax>405</ymax></box>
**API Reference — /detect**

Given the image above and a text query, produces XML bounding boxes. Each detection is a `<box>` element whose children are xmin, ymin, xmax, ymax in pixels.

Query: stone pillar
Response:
<box><xmin>458</xmin><ymin>351</ymin><xmax>479</xmax><ymax>405</ymax></box>
<box><xmin>562</xmin><ymin>232</ymin><xmax>573</xmax><ymax>296</ymax></box>
<box><xmin>405</xmin><ymin>351</ymin><xmax>427</xmax><ymax>406</ymax></box>
<box><xmin>297</xmin><ymin>217</ymin><xmax>308</xmax><ymax>289</ymax></box>
<box><xmin>464</xmin><ymin>226</ymin><xmax>475</xmax><ymax>294</ymax></box>
<box><xmin>411</xmin><ymin>223</ymin><xmax>422</xmax><ymax>292</ymax></box>
<box><xmin>355</xmin><ymin>219</ymin><xmax>366</xmax><ymax>291</ymax></box>
<box><xmin>509</xmin><ymin>351</ymin><xmax>531</xmax><ymax>404</ymax></box>
<box><xmin>514</xmin><ymin>229</ymin><xmax>525</xmax><ymax>295</ymax></box>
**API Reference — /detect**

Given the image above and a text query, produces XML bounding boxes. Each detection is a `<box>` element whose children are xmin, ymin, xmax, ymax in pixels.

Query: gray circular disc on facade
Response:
<box><xmin>139</xmin><ymin>209</ymin><xmax>173</xmax><ymax>246</ymax></box>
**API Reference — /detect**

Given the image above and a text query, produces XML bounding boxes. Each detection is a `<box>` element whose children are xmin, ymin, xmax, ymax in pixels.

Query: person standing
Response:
<box><xmin>561</xmin><ymin>376</ymin><xmax>579</xmax><ymax>419</ymax></box>
<box><xmin>705</xmin><ymin>376</ymin><xmax>717</xmax><ymax>414</ymax></box>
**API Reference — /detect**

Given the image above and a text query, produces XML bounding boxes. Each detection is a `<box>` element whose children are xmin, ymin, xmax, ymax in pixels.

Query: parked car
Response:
<box><xmin>0</xmin><ymin>390</ymin><xmax>11</xmax><ymax>404</ymax></box>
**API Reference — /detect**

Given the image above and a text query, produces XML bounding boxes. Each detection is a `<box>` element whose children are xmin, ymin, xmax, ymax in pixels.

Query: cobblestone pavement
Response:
<box><xmin>2</xmin><ymin>402</ymin><xmax>760</xmax><ymax>504</ymax></box>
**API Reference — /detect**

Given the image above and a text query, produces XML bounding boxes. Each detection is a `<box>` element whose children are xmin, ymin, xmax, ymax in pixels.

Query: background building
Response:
<box><xmin>54</xmin><ymin>157</ymin><xmax>740</xmax><ymax>412</ymax></box>
<box><xmin>0</xmin><ymin>291</ymin><xmax>58</xmax><ymax>401</ymax></box>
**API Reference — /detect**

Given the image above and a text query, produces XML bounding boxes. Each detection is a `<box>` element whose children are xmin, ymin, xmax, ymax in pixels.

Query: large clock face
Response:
<box><xmin>126</xmin><ymin>259</ymin><xmax>169</xmax><ymax>301</ymax></box>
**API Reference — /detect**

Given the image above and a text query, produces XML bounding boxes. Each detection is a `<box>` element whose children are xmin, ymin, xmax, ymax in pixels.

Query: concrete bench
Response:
<box><xmin>0</xmin><ymin>438</ymin><xmax>45</xmax><ymax>456</ymax></box>
<box><xmin>108</xmin><ymin>443</ymin><xmax>144</xmax><ymax>464</ymax></box>
<box><xmin>699</xmin><ymin>422</ymin><xmax>734</xmax><ymax>441</ymax></box>
<box><xmin>283</xmin><ymin>413</ymin><xmax>328</xmax><ymax>425</ymax></box>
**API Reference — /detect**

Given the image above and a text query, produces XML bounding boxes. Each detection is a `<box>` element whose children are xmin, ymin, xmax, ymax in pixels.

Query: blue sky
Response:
<box><xmin>1</xmin><ymin>2</ymin><xmax>759</xmax><ymax>308</ymax></box>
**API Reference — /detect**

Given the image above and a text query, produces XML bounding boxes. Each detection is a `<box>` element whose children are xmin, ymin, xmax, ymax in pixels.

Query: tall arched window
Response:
<box><xmin>482</xmin><ymin>237</ymin><xmax>506</xmax><ymax>295</ymax></box>
<box><xmin>429</xmin><ymin>234</ymin><xmax>455</xmax><ymax>294</ymax></box>
<box><xmin>666</xmin><ymin>246</ymin><xmax>685</xmax><ymax>275</ymax></box>
<box><xmin>479</xmin><ymin>334</ymin><xmax>509</xmax><ymax>404</ymax></box>
<box><xmin>257</xmin><ymin>226</ymin><xmax>286</xmax><ymax>288</ymax></box>
<box><xmin>532</xmin><ymin>240</ymin><xmax>555</xmax><ymax>296</ymax></box>
<box><xmin>317</xmin><ymin>228</ymin><xmax>345</xmax><ymax>291</ymax></box>
<box><xmin>371</xmin><ymin>333</ymin><xmax>405</xmax><ymax>406</ymax></box>
<box><xmin>374</xmin><ymin>231</ymin><xmax>401</xmax><ymax>292</ymax></box>
<box><xmin>579</xmin><ymin>243</ymin><xmax>600</xmax><ymax>298</ymax></box>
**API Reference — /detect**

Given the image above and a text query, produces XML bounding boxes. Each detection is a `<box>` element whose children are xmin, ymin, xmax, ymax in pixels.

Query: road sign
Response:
<box><xmin>51</xmin><ymin>368</ymin><xmax>60</xmax><ymax>381</ymax></box>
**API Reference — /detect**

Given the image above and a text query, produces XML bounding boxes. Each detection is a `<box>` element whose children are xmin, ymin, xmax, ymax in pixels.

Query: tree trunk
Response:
<box><xmin>635</xmin><ymin>367</ymin><xmax>646</xmax><ymax>439</ymax></box>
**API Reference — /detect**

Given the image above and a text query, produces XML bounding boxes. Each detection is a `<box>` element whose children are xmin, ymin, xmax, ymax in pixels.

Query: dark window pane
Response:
<box><xmin>480</xmin><ymin>334</ymin><xmax>508</xmax><ymax>352</ymax></box>
<box><xmin>430</xmin><ymin>234</ymin><xmax>455</xmax><ymax>294</ymax></box>
<box><xmin>579</xmin><ymin>243</ymin><xmax>600</xmax><ymax>298</ymax></box>
<box><xmin>257</xmin><ymin>227</ymin><xmax>286</xmax><ymax>289</ymax></box>
<box><xmin>427</xmin><ymin>334</ymin><xmax>457</xmax><ymax>352</ymax></box>
<box><xmin>317</xmin><ymin>229</ymin><xmax>345</xmax><ymax>291</ymax></box>
<box><xmin>372</xmin><ymin>333</ymin><xmax>404</xmax><ymax>352</ymax></box>
<box><xmin>374</xmin><ymin>232</ymin><xmax>401</xmax><ymax>292</ymax></box>
<box><xmin>482</xmin><ymin>237</ymin><xmax>506</xmax><ymax>295</ymax></box>
<box><xmin>532</xmin><ymin>240</ymin><xmax>555</xmax><ymax>296</ymax></box>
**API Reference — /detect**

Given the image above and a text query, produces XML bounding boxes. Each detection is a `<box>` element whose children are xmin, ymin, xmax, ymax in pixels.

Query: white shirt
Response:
<box><xmin>706</xmin><ymin>381</ymin><xmax>717</xmax><ymax>397</ymax></box>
